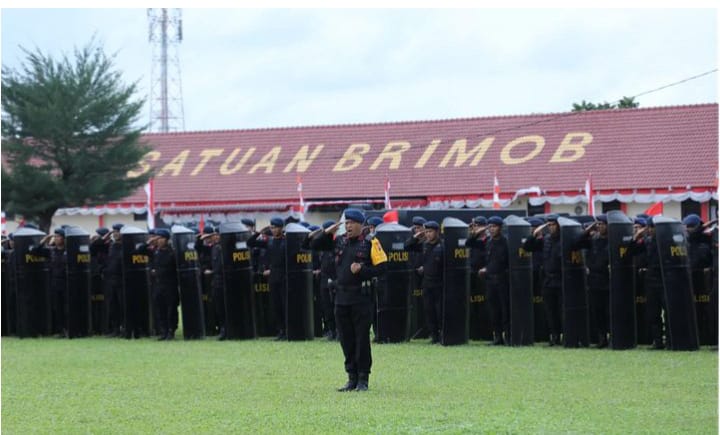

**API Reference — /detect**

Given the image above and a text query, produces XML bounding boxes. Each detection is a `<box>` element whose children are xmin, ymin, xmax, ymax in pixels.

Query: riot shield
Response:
<box><xmin>505</xmin><ymin>215</ymin><xmax>534</xmax><ymax>346</ymax></box>
<box><xmin>441</xmin><ymin>217</ymin><xmax>469</xmax><ymax>345</ymax></box>
<box><xmin>219</xmin><ymin>222</ymin><xmax>256</xmax><ymax>339</ymax></box>
<box><xmin>284</xmin><ymin>223</ymin><xmax>314</xmax><ymax>341</ymax></box>
<box><xmin>120</xmin><ymin>226</ymin><xmax>152</xmax><ymax>338</ymax></box>
<box><xmin>558</xmin><ymin>217</ymin><xmax>590</xmax><ymax>347</ymax></box>
<box><xmin>64</xmin><ymin>226</ymin><xmax>91</xmax><ymax>338</ymax></box>
<box><xmin>172</xmin><ymin>225</ymin><xmax>206</xmax><ymax>339</ymax></box>
<box><xmin>13</xmin><ymin>228</ymin><xmax>51</xmax><ymax>337</ymax></box>
<box><xmin>634</xmin><ymin>259</ymin><xmax>650</xmax><ymax>345</ymax></box>
<box><xmin>374</xmin><ymin>223</ymin><xmax>412</xmax><ymax>343</ymax></box>
<box><xmin>409</xmin><ymin>266</ymin><xmax>427</xmax><ymax>339</ymax></box>
<box><xmin>654</xmin><ymin>216</ymin><xmax>699</xmax><ymax>351</ymax></box>
<box><xmin>606</xmin><ymin>211</ymin><xmax>636</xmax><ymax>349</ymax></box>
<box><xmin>2</xmin><ymin>246</ymin><xmax>17</xmax><ymax>336</ymax></box>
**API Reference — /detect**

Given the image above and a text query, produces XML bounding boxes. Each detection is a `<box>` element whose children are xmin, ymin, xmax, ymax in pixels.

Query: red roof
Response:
<box><xmin>116</xmin><ymin>104</ymin><xmax>718</xmax><ymax>209</ymax></box>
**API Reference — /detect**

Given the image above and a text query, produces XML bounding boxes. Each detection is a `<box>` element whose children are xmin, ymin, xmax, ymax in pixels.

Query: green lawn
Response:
<box><xmin>2</xmin><ymin>336</ymin><xmax>717</xmax><ymax>434</ymax></box>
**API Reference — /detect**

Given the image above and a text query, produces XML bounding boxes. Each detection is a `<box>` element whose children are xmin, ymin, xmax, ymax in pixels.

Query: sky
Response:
<box><xmin>1</xmin><ymin>5</ymin><xmax>718</xmax><ymax>132</ymax></box>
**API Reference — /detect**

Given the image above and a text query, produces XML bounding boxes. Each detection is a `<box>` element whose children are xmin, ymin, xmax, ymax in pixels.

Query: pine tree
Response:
<box><xmin>2</xmin><ymin>40</ymin><xmax>152</xmax><ymax>232</ymax></box>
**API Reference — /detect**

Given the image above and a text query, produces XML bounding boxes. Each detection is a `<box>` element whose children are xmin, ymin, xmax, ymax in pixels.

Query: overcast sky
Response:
<box><xmin>1</xmin><ymin>6</ymin><xmax>717</xmax><ymax>132</ymax></box>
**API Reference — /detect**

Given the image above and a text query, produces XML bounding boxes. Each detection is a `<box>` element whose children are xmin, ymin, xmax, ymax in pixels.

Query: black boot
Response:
<box><xmin>337</xmin><ymin>373</ymin><xmax>358</xmax><ymax>392</ymax></box>
<box><xmin>355</xmin><ymin>373</ymin><xmax>369</xmax><ymax>392</ymax></box>
<box><xmin>217</xmin><ymin>327</ymin><xmax>226</xmax><ymax>341</ymax></box>
<box><xmin>596</xmin><ymin>334</ymin><xmax>608</xmax><ymax>349</ymax></box>
<box><xmin>165</xmin><ymin>330</ymin><xmax>175</xmax><ymax>341</ymax></box>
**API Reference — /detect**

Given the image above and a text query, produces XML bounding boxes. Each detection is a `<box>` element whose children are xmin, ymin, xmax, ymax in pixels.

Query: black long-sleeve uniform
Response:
<box><xmin>311</xmin><ymin>231</ymin><xmax>386</xmax><ymax>376</ymax></box>
<box><xmin>405</xmin><ymin>236</ymin><xmax>444</xmax><ymax>341</ymax></box>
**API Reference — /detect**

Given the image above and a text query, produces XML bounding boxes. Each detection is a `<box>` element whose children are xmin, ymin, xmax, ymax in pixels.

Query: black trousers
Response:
<box><xmin>645</xmin><ymin>282</ymin><xmax>666</xmax><ymax>344</ymax></box>
<box><xmin>486</xmin><ymin>277</ymin><xmax>510</xmax><ymax>337</ymax></box>
<box><xmin>423</xmin><ymin>285</ymin><xmax>443</xmax><ymax>339</ymax></box>
<box><xmin>543</xmin><ymin>285</ymin><xmax>562</xmax><ymax>337</ymax></box>
<box><xmin>321</xmin><ymin>285</ymin><xmax>335</xmax><ymax>333</ymax></box>
<box><xmin>104</xmin><ymin>276</ymin><xmax>123</xmax><ymax>333</ymax></box>
<box><xmin>270</xmin><ymin>280</ymin><xmax>286</xmax><ymax>334</ymax></box>
<box><xmin>589</xmin><ymin>287</ymin><xmax>609</xmax><ymax>339</ymax></box>
<box><xmin>335</xmin><ymin>301</ymin><xmax>373</xmax><ymax>375</ymax></box>
<box><xmin>212</xmin><ymin>284</ymin><xmax>225</xmax><ymax>329</ymax></box>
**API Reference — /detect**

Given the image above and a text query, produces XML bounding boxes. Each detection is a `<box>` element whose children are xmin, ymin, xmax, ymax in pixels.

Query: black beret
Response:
<box><xmin>367</xmin><ymin>216</ymin><xmax>383</xmax><ymax>227</ymax></box>
<box><xmin>112</xmin><ymin>223</ymin><xmax>124</xmax><ymax>231</ymax></box>
<box><xmin>682</xmin><ymin>214</ymin><xmax>701</xmax><ymax>227</ymax></box>
<box><xmin>424</xmin><ymin>221</ymin><xmax>440</xmax><ymax>230</ymax></box>
<box><xmin>95</xmin><ymin>227</ymin><xmax>110</xmax><ymax>236</ymax></box>
<box><xmin>308</xmin><ymin>225</ymin><xmax>320</xmax><ymax>231</ymax></box>
<box><xmin>54</xmin><ymin>228</ymin><xmax>65</xmax><ymax>237</ymax></box>
<box><xmin>488</xmin><ymin>216</ymin><xmax>503</xmax><ymax>226</ymax></box>
<box><xmin>546</xmin><ymin>214</ymin><xmax>559</xmax><ymax>222</ymax></box>
<box><xmin>344</xmin><ymin>208</ymin><xmax>365</xmax><ymax>224</ymax></box>
<box><xmin>270</xmin><ymin>217</ymin><xmax>285</xmax><ymax>227</ymax></box>
<box><xmin>633</xmin><ymin>217</ymin><xmax>647</xmax><ymax>227</ymax></box>
<box><xmin>202</xmin><ymin>226</ymin><xmax>215</xmax><ymax>234</ymax></box>
<box><xmin>596</xmin><ymin>214</ymin><xmax>608</xmax><ymax>223</ymax></box>
<box><xmin>322</xmin><ymin>220</ymin><xmax>335</xmax><ymax>229</ymax></box>
<box><xmin>155</xmin><ymin>228</ymin><xmax>171</xmax><ymax>239</ymax></box>
<box><xmin>412</xmin><ymin>216</ymin><xmax>427</xmax><ymax>225</ymax></box>
<box><xmin>472</xmin><ymin>216</ymin><xmax>487</xmax><ymax>225</ymax></box>
<box><xmin>241</xmin><ymin>218</ymin><xmax>256</xmax><ymax>227</ymax></box>
<box><xmin>527</xmin><ymin>218</ymin><xmax>544</xmax><ymax>227</ymax></box>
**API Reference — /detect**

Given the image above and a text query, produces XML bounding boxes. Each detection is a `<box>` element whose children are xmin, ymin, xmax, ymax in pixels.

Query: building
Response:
<box><xmin>13</xmin><ymin>103</ymin><xmax>717</xmax><ymax>232</ymax></box>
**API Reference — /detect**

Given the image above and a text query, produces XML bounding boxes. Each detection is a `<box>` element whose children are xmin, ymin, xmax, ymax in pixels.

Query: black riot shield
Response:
<box><xmin>13</xmin><ymin>228</ymin><xmax>51</xmax><ymax>337</ymax></box>
<box><xmin>634</xmin><ymin>258</ymin><xmax>650</xmax><ymax>345</ymax></box>
<box><xmin>121</xmin><ymin>226</ymin><xmax>152</xmax><ymax>338</ymax></box>
<box><xmin>374</xmin><ymin>223</ymin><xmax>412</xmax><ymax>343</ymax></box>
<box><xmin>409</xmin><ymin>264</ymin><xmax>427</xmax><ymax>339</ymax></box>
<box><xmin>172</xmin><ymin>225</ymin><xmax>206</xmax><ymax>340</ymax></box>
<box><xmin>654</xmin><ymin>216</ymin><xmax>699</xmax><ymax>351</ymax></box>
<box><xmin>558</xmin><ymin>217</ymin><xmax>590</xmax><ymax>347</ymax></box>
<box><xmin>219</xmin><ymin>222</ymin><xmax>256</xmax><ymax>340</ymax></box>
<box><xmin>505</xmin><ymin>216</ymin><xmax>534</xmax><ymax>346</ymax></box>
<box><xmin>606</xmin><ymin>211</ymin><xmax>636</xmax><ymax>349</ymax></box>
<box><xmin>2</xmin><ymin>245</ymin><xmax>17</xmax><ymax>336</ymax></box>
<box><xmin>711</xmin><ymin>227</ymin><xmax>719</xmax><ymax>346</ymax></box>
<box><xmin>64</xmin><ymin>226</ymin><xmax>91</xmax><ymax>338</ymax></box>
<box><xmin>285</xmin><ymin>223</ymin><xmax>314</xmax><ymax>341</ymax></box>
<box><xmin>441</xmin><ymin>217</ymin><xmax>469</xmax><ymax>345</ymax></box>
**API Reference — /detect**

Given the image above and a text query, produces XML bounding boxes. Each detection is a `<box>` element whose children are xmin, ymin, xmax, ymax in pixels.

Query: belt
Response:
<box><xmin>336</xmin><ymin>285</ymin><xmax>361</xmax><ymax>292</ymax></box>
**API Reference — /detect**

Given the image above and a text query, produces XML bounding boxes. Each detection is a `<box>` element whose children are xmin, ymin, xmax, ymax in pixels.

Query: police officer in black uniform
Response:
<box><xmin>523</xmin><ymin>214</ymin><xmax>562</xmax><ymax>346</ymax></box>
<box><xmin>479</xmin><ymin>216</ymin><xmax>510</xmax><ymax>345</ymax></box>
<box><xmin>467</xmin><ymin>216</ymin><xmax>488</xmax><ymax>275</ymax></box>
<box><xmin>248</xmin><ymin>217</ymin><xmax>287</xmax><ymax>340</ymax></box>
<box><xmin>319</xmin><ymin>220</ymin><xmax>338</xmax><ymax>340</ymax></box>
<box><xmin>405</xmin><ymin>220</ymin><xmax>444</xmax><ymax>344</ymax></box>
<box><xmin>31</xmin><ymin>228</ymin><xmax>68</xmax><ymax>337</ymax></box>
<box><xmin>409</xmin><ymin>216</ymin><xmax>427</xmax><ymax>337</ymax></box>
<box><xmin>574</xmin><ymin>214</ymin><xmax>610</xmax><ymax>348</ymax></box>
<box><xmin>310</xmin><ymin>208</ymin><xmax>387</xmax><ymax>392</ymax></box>
<box><xmin>627</xmin><ymin>217</ymin><xmax>666</xmax><ymax>349</ymax></box>
<box><xmin>144</xmin><ymin>229</ymin><xmax>179</xmax><ymax>340</ymax></box>
<box><xmin>89</xmin><ymin>227</ymin><xmax>110</xmax><ymax>334</ymax></box>
<box><xmin>104</xmin><ymin>223</ymin><xmax>125</xmax><ymax>337</ymax></box>
<box><xmin>196</xmin><ymin>226</ymin><xmax>217</xmax><ymax>335</ymax></box>
<box><xmin>683</xmin><ymin>214</ymin><xmax>714</xmax><ymax>344</ymax></box>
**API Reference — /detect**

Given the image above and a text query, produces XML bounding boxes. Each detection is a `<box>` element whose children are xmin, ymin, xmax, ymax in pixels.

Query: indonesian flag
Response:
<box><xmin>585</xmin><ymin>174</ymin><xmax>595</xmax><ymax>216</ymax></box>
<box><xmin>198</xmin><ymin>214</ymin><xmax>205</xmax><ymax>233</ymax></box>
<box><xmin>493</xmin><ymin>172</ymin><xmax>501</xmax><ymax>209</ymax></box>
<box><xmin>644</xmin><ymin>201</ymin><xmax>664</xmax><ymax>216</ymax></box>
<box><xmin>144</xmin><ymin>178</ymin><xmax>156</xmax><ymax>230</ymax></box>
<box><xmin>384</xmin><ymin>176</ymin><xmax>392</xmax><ymax>210</ymax></box>
<box><xmin>297</xmin><ymin>176</ymin><xmax>305</xmax><ymax>218</ymax></box>
<box><xmin>1</xmin><ymin>211</ymin><xmax>6</xmax><ymax>236</ymax></box>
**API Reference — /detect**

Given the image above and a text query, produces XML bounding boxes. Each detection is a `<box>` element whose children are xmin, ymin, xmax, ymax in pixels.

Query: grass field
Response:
<box><xmin>2</xmin><ymin>336</ymin><xmax>717</xmax><ymax>434</ymax></box>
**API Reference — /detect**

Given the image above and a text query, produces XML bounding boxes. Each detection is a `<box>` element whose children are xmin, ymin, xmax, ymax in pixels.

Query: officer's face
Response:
<box><xmin>156</xmin><ymin>237</ymin><xmax>168</xmax><ymax>247</ymax></box>
<box><xmin>270</xmin><ymin>226</ymin><xmax>283</xmax><ymax>238</ymax></box>
<box><xmin>548</xmin><ymin>221</ymin><xmax>559</xmax><ymax>235</ymax></box>
<box><xmin>345</xmin><ymin>220</ymin><xmax>362</xmax><ymax>237</ymax></box>
<box><xmin>488</xmin><ymin>224</ymin><xmax>502</xmax><ymax>238</ymax></box>
<box><xmin>597</xmin><ymin>222</ymin><xmax>608</xmax><ymax>236</ymax></box>
<box><xmin>424</xmin><ymin>228</ymin><xmax>439</xmax><ymax>242</ymax></box>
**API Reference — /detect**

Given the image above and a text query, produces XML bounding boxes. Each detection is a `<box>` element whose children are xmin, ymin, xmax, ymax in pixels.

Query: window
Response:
<box><xmin>680</xmin><ymin>199</ymin><xmax>701</xmax><ymax>218</ymax></box>
<box><xmin>601</xmin><ymin>200</ymin><xmax>622</xmax><ymax>213</ymax></box>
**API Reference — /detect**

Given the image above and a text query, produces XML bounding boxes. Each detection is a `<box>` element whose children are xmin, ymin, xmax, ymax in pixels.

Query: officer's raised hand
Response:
<box><xmin>324</xmin><ymin>221</ymin><xmax>343</xmax><ymax>234</ymax></box>
<box><xmin>350</xmin><ymin>262</ymin><xmax>362</xmax><ymax>274</ymax></box>
<box><xmin>533</xmin><ymin>222</ymin><xmax>549</xmax><ymax>237</ymax></box>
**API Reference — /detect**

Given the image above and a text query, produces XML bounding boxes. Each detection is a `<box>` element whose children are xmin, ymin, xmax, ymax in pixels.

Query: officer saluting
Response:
<box><xmin>310</xmin><ymin>208</ymin><xmax>387</xmax><ymax>392</ymax></box>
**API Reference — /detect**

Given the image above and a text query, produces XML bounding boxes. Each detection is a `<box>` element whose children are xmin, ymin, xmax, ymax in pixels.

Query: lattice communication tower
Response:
<box><xmin>147</xmin><ymin>8</ymin><xmax>185</xmax><ymax>132</ymax></box>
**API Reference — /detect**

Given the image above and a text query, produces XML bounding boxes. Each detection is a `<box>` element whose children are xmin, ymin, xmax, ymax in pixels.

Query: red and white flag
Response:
<box><xmin>644</xmin><ymin>201</ymin><xmax>664</xmax><ymax>216</ymax></box>
<box><xmin>144</xmin><ymin>178</ymin><xmax>156</xmax><ymax>230</ymax></box>
<box><xmin>384</xmin><ymin>176</ymin><xmax>392</xmax><ymax>210</ymax></box>
<box><xmin>297</xmin><ymin>176</ymin><xmax>306</xmax><ymax>219</ymax></box>
<box><xmin>585</xmin><ymin>174</ymin><xmax>595</xmax><ymax>216</ymax></box>
<box><xmin>1</xmin><ymin>211</ymin><xmax>6</xmax><ymax>236</ymax></box>
<box><xmin>198</xmin><ymin>214</ymin><xmax>205</xmax><ymax>233</ymax></box>
<box><xmin>493</xmin><ymin>172</ymin><xmax>501</xmax><ymax>209</ymax></box>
